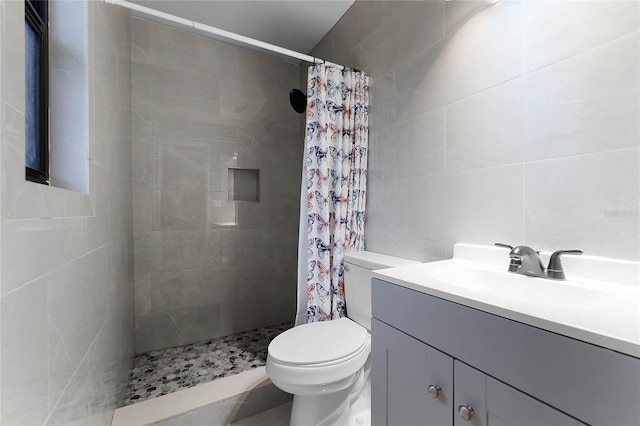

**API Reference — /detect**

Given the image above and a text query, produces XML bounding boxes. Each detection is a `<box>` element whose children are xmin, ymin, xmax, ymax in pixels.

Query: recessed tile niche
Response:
<box><xmin>228</xmin><ymin>168</ymin><xmax>260</xmax><ymax>202</ymax></box>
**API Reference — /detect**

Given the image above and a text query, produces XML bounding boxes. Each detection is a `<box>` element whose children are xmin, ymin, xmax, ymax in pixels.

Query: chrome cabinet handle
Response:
<box><xmin>427</xmin><ymin>384</ymin><xmax>441</xmax><ymax>399</ymax></box>
<box><xmin>343</xmin><ymin>264</ymin><xmax>350</xmax><ymax>272</ymax></box>
<box><xmin>458</xmin><ymin>405</ymin><xmax>474</xmax><ymax>421</ymax></box>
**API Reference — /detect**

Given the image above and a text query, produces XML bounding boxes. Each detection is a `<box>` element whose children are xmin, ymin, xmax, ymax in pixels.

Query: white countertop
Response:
<box><xmin>372</xmin><ymin>244</ymin><xmax>640</xmax><ymax>358</ymax></box>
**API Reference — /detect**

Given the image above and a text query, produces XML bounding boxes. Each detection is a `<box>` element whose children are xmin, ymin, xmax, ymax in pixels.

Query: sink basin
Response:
<box><xmin>430</xmin><ymin>266</ymin><xmax>614</xmax><ymax>309</ymax></box>
<box><xmin>372</xmin><ymin>243</ymin><xmax>640</xmax><ymax>358</ymax></box>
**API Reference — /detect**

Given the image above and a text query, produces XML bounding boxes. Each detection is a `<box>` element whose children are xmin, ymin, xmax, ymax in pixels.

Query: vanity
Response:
<box><xmin>370</xmin><ymin>244</ymin><xmax>640</xmax><ymax>426</ymax></box>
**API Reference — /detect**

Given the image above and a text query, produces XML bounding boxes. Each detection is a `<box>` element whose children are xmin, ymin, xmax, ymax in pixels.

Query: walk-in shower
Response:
<box><xmin>109</xmin><ymin>0</ymin><xmax>356</xmax><ymax>421</ymax></box>
<box><xmin>125</xmin><ymin>7</ymin><xmax>304</xmax><ymax>415</ymax></box>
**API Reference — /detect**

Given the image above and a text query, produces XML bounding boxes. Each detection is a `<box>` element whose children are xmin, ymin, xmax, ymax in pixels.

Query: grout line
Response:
<box><xmin>405</xmin><ymin>29</ymin><xmax>639</xmax><ymax>118</ymax></box>
<box><xmin>524</xmin><ymin>146</ymin><xmax>640</xmax><ymax>166</ymax></box>
<box><xmin>522</xmin><ymin>162</ymin><xmax>526</xmax><ymax>242</ymax></box>
<box><xmin>443</xmin><ymin>105</ymin><xmax>447</xmax><ymax>176</ymax></box>
<box><xmin>522</xmin><ymin>29</ymin><xmax>639</xmax><ymax>76</ymax></box>
<box><xmin>424</xmin><ymin>146</ymin><xmax>640</xmax><ymax>179</ymax></box>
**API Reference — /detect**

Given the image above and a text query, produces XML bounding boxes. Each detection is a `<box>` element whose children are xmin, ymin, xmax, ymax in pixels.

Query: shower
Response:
<box><xmin>126</xmin><ymin>13</ymin><xmax>305</xmax><ymax>406</ymax></box>
<box><xmin>289</xmin><ymin>89</ymin><xmax>306</xmax><ymax>113</ymax></box>
<box><xmin>114</xmin><ymin>0</ymin><xmax>359</xmax><ymax>421</ymax></box>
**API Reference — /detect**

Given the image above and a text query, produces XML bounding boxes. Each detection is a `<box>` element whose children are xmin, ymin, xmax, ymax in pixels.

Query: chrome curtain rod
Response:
<box><xmin>105</xmin><ymin>0</ymin><xmax>347</xmax><ymax>70</ymax></box>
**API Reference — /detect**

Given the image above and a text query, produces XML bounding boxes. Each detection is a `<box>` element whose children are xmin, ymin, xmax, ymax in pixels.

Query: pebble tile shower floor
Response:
<box><xmin>123</xmin><ymin>323</ymin><xmax>292</xmax><ymax>405</ymax></box>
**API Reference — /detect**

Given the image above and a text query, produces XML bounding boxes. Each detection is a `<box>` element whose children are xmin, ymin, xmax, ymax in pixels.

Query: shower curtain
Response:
<box><xmin>295</xmin><ymin>64</ymin><xmax>369</xmax><ymax>325</ymax></box>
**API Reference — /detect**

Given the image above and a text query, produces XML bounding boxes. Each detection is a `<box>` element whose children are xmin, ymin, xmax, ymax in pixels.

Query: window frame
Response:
<box><xmin>24</xmin><ymin>0</ymin><xmax>49</xmax><ymax>185</ymax></box>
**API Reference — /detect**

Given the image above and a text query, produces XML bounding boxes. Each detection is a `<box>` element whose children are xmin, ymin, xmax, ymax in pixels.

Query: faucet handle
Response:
<box><xmin>494</xmin><ymin>243</ymin><xmax>513</xmax><ymax>250</ymax></box>
<box><xmin>547</xmin><ymin>249</ymin><xmax>583</xmax><ymax>280</ymax></box>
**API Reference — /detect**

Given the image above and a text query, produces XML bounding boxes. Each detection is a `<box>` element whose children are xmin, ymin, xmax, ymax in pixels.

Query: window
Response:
<box><xmin>25</xmin><ymin>0</ymin><xmax>49</xmax><ymax>185</ymax></box>
<box><xmin>48</xmin><ymin>0</ymin><xmax>89</xmax><ymax>193</ymax></box>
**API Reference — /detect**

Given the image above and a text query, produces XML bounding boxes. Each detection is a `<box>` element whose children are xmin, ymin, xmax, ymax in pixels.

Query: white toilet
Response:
<box><xmin>266</xmin><ymin>251</ymin><xmax>418</xmax><ymax>426</ymax></box>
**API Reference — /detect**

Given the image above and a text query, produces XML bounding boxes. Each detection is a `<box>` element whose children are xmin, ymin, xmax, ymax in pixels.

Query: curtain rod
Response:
<box><xmin>104</xmin><ymin>0</ymin><xmax>347</xmax><ymax>70</ymax></box>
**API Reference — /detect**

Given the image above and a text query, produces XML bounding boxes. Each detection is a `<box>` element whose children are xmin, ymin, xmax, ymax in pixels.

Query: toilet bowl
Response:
<box><xmin>266</xmin><ymin>252</ymin><xmax>418</xmax><ymax>426</ymax></box>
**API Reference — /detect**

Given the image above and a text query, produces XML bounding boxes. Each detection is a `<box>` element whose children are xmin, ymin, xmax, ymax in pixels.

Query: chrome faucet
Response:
<box><xmin>508</xmin><ymin>245</ymin><xmax>546</xmax><ymax>278</ymax></box>
<box><xmin>495</xmin><ymin>243</ymin><xmax>583</xmax><ymax>280</ymax></box>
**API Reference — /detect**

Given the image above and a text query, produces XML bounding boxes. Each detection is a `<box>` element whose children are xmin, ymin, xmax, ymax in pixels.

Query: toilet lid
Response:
<box><xmin>269</xmin><ymin>318</ymin><xmax>367</xmax><ymax>365</ymax></box>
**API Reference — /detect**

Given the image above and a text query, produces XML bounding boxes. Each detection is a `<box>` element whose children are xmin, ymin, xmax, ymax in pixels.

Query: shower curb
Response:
<box><xmin>111</xmin><ymin>367</ymin><xmax>291</xmax><ymax>426</ymax></box>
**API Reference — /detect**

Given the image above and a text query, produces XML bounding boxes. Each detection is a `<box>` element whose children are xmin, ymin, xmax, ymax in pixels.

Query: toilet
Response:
<box><xmin>266</xmin><ymin>251</ymin><xmax>419</xmax><ymax>426</ymax></box>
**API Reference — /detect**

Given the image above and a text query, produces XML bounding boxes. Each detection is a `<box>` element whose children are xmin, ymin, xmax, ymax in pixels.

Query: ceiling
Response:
<box><xmin>130</xmin><ymin>1</ymin><xmax>355</xmax><ymax>58</ymax></box>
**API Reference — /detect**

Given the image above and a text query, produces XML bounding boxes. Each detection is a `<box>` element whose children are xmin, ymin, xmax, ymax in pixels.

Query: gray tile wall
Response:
<box><xmin>0</xmin><ymin>1</ymin><xmax>133</xmax><ymax>425</ymax></box>
<box><xmin>130</xmin><ymin>19</ymin><xmax>303</xmax><ymax>353</ymax></box>
<box><xmin>309</xmin><ymin>0</ymin><xmax>639</xmax><ymax>262</ymax></box>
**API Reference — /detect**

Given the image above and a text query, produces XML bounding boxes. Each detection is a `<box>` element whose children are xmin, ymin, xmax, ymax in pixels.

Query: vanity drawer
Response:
<box><xmin>372</xmin><ymin>278</ymin><xmax>640</xmax><ymax>426</ymax></box>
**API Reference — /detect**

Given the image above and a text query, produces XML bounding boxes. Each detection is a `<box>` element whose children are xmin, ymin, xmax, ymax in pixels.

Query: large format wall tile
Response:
<box><xmin>47</xmin><ymin>250</ymin><xmax>109</xmax><ymax>416</ymax></box>
<box><xmin>135</xmin><ymin>311</ymin><xmax>185</xmax><ymax>354</ymax></box>
<box><xmin>131</xmin><ymin>18</ymin><xmax>303</xmax><ymax>353</ymax></box>
<box><xmin>0</xmin><ymin>1</ymin><xmax>134</xmax><ymax>424</ymax></box>
<box><xmin>523</xmin><ymin>33</ymin><xmax>639</xmax><ymax>161</ymax></box>
<box><xmin>525</xmin><ymin>148</ymin><xmax>639</xmax><ymax>260</ymax></box>
<box><xmin>441</xmin><ymin>165</ymin><xmax>525</xmax><ymax>244</ymax></box>
<box><xmin>131</xmin><ymin>62</ymin><xmax>222</xmax><ymax>102</ymax></box>
<box><xmin>45</xmin><ymin>357</ymin><xmax>89</xmax><ymax>426</ymax></box>
<box><xmin>446</xmin><ymin>78</ymin><xmax>526</xmax><ymax>173</ymax></box>
<box><xmin>135</xmin><ymin>304</ymin><xmax>224</xmax><ymax>354</ymax></box>
<box><xmin>151</xmin><ymin>268</ymin><xmax>216</xmax><ymax>312</ymax></box>
<box><xmin>158</xmin><ymin>190</ymin><xmax>207</xmax><ymax>230</ymax></box>
<box><xmin>395</xmin><ymin>0</ymin><xmax>523</xmax><ymax>114</ymax></box>
<box><xmin>313</xmin><ymin>0</ymin><xmax>639</xmax><ymax>262</ymax></box>
<box><xmin>1</xmin><ymin>218</ymin><xmax>86</xmax><ymax>295</ymax></box>
<box><xmin>446</xmin><ymin>32</ymin><xmax>639</xmax><ymax>171</ymax></box>
<box><xmin>523</xmin><ymin>0</ymin><xmax>639</xmax><ymax>72</ymax></box>
<box><xmin>381</xmin><ymin>165</ymin><xmax>525</xmax><ymax>245</ymax></box>
<box><xmin>391</xmin><ymin>107</ymin><xmax>446</xmax><ymax>179</ymax></box>
<box><xmin>159</xmin><ymin>145</ymin><xmax>208</xmax><ymax>191</ymax></box>
<box><xmin>1</xmin><ymin>278</ymin><xmax>49</xmax><ymax>425</ymax></box>
<box><xmin>358</xmin><ymin>1</ymin><xmax>444</xmax><ymax>77</ymax></box>
<box><xmin>220</xmin><ymin>228</ymin><xmax>271</xmax><ymax>265</ymax></box>
<box><xmin>331</xmin><ymin>1</ymin><xmax>393</xmax><ymax>67</ymax></box>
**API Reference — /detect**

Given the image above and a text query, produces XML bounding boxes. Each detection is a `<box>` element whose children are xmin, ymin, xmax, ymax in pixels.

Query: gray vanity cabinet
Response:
<box><xmin>372</xmin><ymin>318</ymin><xmax>453</xmax><ymax>426</ymax></box>
<box><xmin>454</xmin><ymin>361</ymin><xmax>582</xmax><ymax>426</ymax></box>
<box><xmin>372</xmin><ymin>318</ymin><xmax>580</xmax><ymax>426</ymax></box>
<box><xmin>371</xmin><ymin>278</ymin><xmax>640</xmax><ymax>426</ymax></box>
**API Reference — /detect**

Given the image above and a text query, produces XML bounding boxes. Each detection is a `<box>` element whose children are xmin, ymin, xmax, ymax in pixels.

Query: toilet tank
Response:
<box><xmin>343</xmin><ymin>251</ymin><xmax>419</xmax><ymax>331</ymax></box>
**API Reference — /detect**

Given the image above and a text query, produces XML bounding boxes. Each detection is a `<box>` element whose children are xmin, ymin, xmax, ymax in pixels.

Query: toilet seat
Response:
<box><xmin>268</xmin><ymin>317</ymin><xmax>368</xmax><ymax>366</ymax></box>
<box><xmin>266</xmin><ymin>318</ymin><xmax>371</xmax><ymax>393</ymax></box>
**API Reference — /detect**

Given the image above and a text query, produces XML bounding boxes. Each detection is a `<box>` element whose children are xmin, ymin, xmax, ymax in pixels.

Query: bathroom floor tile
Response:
<box><xmin>227</xmin><ymin>402</ymin><xmax>293</xmax><ymax>426</ymax></box>
<box><xmin>123</xmin><ymin>322</ymin><xmax>292</xmax><ymax>406</ymax></box>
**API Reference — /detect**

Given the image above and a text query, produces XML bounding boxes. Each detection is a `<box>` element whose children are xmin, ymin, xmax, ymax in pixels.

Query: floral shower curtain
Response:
<box><xmin>295</xmin><ymin>64</ymin><xmax>369</xmax><ymax>324</ymax></box>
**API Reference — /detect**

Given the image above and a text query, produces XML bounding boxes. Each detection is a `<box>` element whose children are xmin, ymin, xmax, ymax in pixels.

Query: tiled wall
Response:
<box><xmin>130</xmin><ymin>19</ymin><xmax>303</xmax><ymax>353</ymax></box>
<box><xmin>310</xmin><ymin>0</ymin><xmax>639</xmax><ymax>262</ymax></box>
<box><xmin>0</xmin><ymin>1</ymin><xmax>134</xmax><ymax>425</ymax></box>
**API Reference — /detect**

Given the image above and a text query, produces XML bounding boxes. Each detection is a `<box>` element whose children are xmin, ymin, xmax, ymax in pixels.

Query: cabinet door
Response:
<box><xmin>372</xmin><ymin>319</ymin><xmax>453</xmax><ymax>426</ymax></box>
<box><xmin>454</xmin><ymin>361</ymin><xmax>584</xmax><ymax>426</ymax></box>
